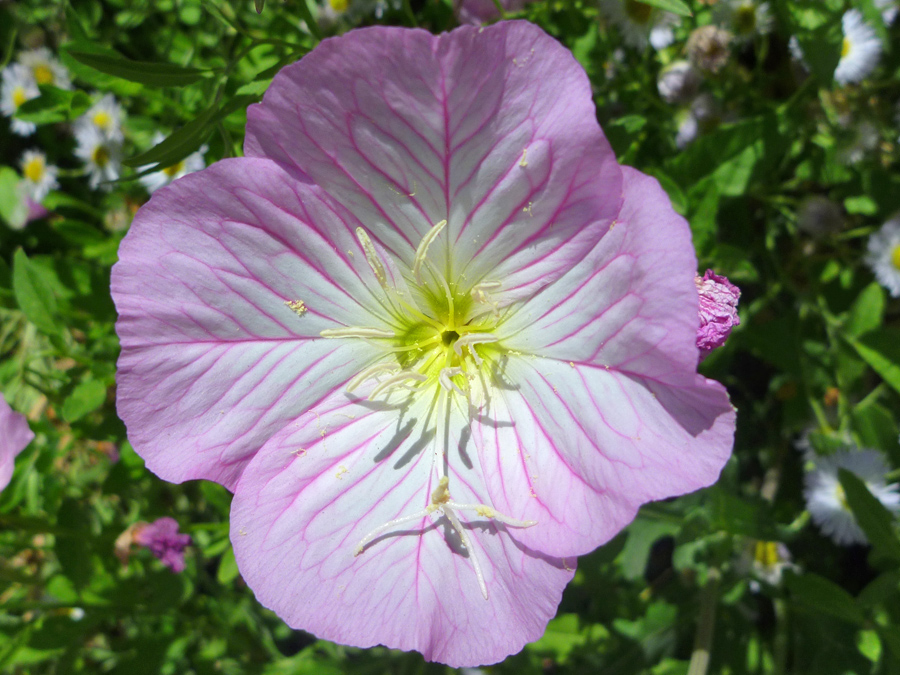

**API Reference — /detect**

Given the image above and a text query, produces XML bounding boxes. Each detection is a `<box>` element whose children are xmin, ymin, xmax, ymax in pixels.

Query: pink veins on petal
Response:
<box><xmin>112</xmin><ymin>21</ymin><xmax>735</xmax><ymax>667</ymax></box>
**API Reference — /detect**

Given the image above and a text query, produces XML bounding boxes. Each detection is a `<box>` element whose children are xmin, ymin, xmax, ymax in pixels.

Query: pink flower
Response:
<box><xmin>133</xmin><ymin>517</ymin><xmax>192</xmax><ymax>572</ymax></box>
<box><xmin>455</xmin><ymin>0</ymin><xmax>526</xmax><ymax>25</ymax></box>
<box><xmin>1</xmin><ymin>394</ymin><xmax>33</xmax><ymax>492</ymax></box>
<box><xmin>112</xmin><ymin>22</ymin><xmax>735</xmax><ymax>666</ymax></box>
<box><xmin>695</xmin><ymin>270</ymin><xmax>740</xmax><ymax>359</ymax></box>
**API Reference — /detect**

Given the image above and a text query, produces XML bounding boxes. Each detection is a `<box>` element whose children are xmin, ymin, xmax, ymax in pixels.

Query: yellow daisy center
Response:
<box><xmin>624</xmin><ymin>0</ymin><xmax>653</xmax><ymax>24</ymax></box>
<box><xmin>23</xmin><ymin>157</ymin><xmax>45</xmax><ymax>183</ymax></box>
<box><xmin>12</xmin><ymin>86</ymin><xmax>28</xmax><ymax>108</ymax></box>
<box><xmin>753</xmin><ymin>541</ymin><xmax>779</xmax><ymax>567</ymax></box>
<box><xmin>891</xmin><ymin>243</ymin><xmax>900</xmax><ymax>271</ymax></box>
<box><xmin>841</xmin><ymin>37</ymin><xmax>852</xmax><ymax>59</ymax></box>
<box><xmin>329</xmin><ymin>0</ymin><xmax>349</xmax><ymax>12</ymax></box>
<box><xmin>93</xmin><ymin>110</ymin><xmax>112</xmax><ymax>129</ymax></box>
<box><xmin>163</xmin><ymin>161</ymin><xmax>185</xmax><ymax>178</ymax></box>
<box><xmin>92</xmin><ymin>146</ymin><xmax>110</xmax><ymax>167</ymax></box>
<box><xmin>834</xmin><ymin>482</ymin><xmax>849</xmax><ymax>510</ymax></box>
<box><xmin>33</xmin><ymin>64</ymin><xmax>54</xmax><ymax>85</ymax></box>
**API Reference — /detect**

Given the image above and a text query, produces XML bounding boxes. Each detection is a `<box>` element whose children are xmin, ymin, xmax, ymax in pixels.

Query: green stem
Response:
<box><xmin>688</xmin><ymin>569</ymin><xmax>720</xmax><ymax>675</ymax></box>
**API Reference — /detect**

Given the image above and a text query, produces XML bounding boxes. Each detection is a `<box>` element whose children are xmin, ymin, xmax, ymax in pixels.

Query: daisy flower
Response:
<box><xmin>138</xmin><ymin>132</ymin><xmax>206</xmax><ymax>194</ymax></box>
<box><xmin>875</xmin><ymin>0</ymin><xmax>898</xmax><ymax>26</ymax></box>
<box><xmin>112</xmin><ymin>23</ymin><xmax>734</xmax><ymax>666</ymax></box>
<box><xmin>0</xmin><ymin>63</ymin><xmax>39</xmax><ymax>136</ymax></box>
<box><xmin>18</xmin><ymin>47</ymin><xmax>72</xmax><ymax>90</ymax></box>
<box><xmin>686</xmin><ymin>25</ymin><xmax>733</xmax><ymax>74</ymax></box>
<box><xmin>75</xmin><ymin>93</ymin><xmax>125</xmax><ymax>141</ymax></box>
<box><xmin>713</xmin><ymin>0</ymin><xmax>773</xmax><ymax>40</ymax></box>
<box><xmin>657</xmin><ymin>60</ymin><xmax>701</xmax><ymax>104</ymax></box>
<box><xmin>600</xmin><ymin>0</ymin><xmax>679</xmax><ymax>50</ymax></box>
<box><xmin>1</xmin><ymin>394</ymin><xmax>34</xmax><ymax>492</ymax></box>
<box><xmin>834</xmin><ymin>9</ymin><xmax>881</xmax><ymax>86</ymax></box>
<box><xmin>19</xmin><ymin>150</ymin><xmax>59</xmax><ymax>203</ymax></box>
<box><xmin>804</xmin><ymin>448</ymin><xmax>900</xmax><ymax>546</ymax></box>
<box><xmin>75</xmin><ymin>123</ymin><xmax>123</xmax><ymax>190</ymax></box>
<box><xmin>866</xmin><ymin>216</ymin><xmax>900</xmax><ymax>297</ymax></box>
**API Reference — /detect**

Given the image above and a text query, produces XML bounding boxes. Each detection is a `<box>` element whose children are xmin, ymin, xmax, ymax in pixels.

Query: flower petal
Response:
<box><xmin>245</xmin><ymin>21</ymin><xmax>621</xmax><ymax>303</ymax></box>
<box><xmin>112</xmin><ymin>158</ymin><xmax>394</xmax><ymax>489</ymax></box>
<box><xmin>472</xmin><ymin>357</ymin><xmax>734</xmax><ymax>556</ymax></box>
<box><xmin>0</xmin><ymin>395</ymin><xmax>34</xmax><ymax>491</ymax></box>
<box><xmin>502</xmin><ymin>167</ymin><xmax>700</xmax><ymax>380</ymax></box>
<box><xmin>231</xmin><ymin>385</ymin><xmax>575</xmax><ymax>667</ymax></box>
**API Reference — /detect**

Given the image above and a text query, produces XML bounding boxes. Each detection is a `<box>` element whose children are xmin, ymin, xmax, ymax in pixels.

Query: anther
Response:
<box><xmin>346</xmin><ymin>361</ymin><xmax>399</xmax><ymax>392</ymax></box>
<box><xmin>356</xmin><ymin>227</ymin><xmax>387</xmax><ymax>288</ymax></box>
<box><xmin>413</xmin><ymin>220</ymin><xmax>447</xmax><ymax>284</ymax></box>
<box><xmin>439</xmin><ymin>367</ymin><xmax>464</xmax><ymax>395</ymax></box>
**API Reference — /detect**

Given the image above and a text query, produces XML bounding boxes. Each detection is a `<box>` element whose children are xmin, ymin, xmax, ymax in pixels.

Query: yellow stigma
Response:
<box><xmin>23</xmin><ymin>156</ymin><xmax>45</xmax><ymax>183</ymax></box>
<box><xmin>891</xmin><ymin>244</ymin><xmax>900</xmax><ymax>271</ymax></box>
<box><xmin>329</xmin><ymin>0</ymin><xmax>349</xmax><ymax>12</ymax></box>
<box><xmin>33</xmin><ymin>64</ymin><xmax>53</xmax><ymax>85</ymax></box>
<box><xmin>92</xmin><ymin>145</ymin><xmax>110</xmax><ymax>167</ymax></box>
<box><xmin>12</xmin><ymin>86</ymin><xmax>28</xmax><ymax>108</ymax></box>
<box><xmin>841</xmin><ymin>37</ymin><xmax>851</xmax><ymax>59</ymax></box>
<box><xmin>92</xmin><ymin>110</ymin><xmax>112</xmax><ymax>129</ymax></box>
<box><xmin>162</xmin><ymin>160</ymin><xmax>185</xmax><ymax>177</ymax></box>
<box><xmin>624</xmin><ymin>0</ymin><xmax>653</xmax><ymax>24</ymax></box>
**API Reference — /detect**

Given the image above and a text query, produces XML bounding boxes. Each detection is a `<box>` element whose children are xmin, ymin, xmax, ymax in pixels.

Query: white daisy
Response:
<box><xmin>803</xmin><ymin>448</ymin><xmax>900</xmax><ymax>546</ymax></box>
<box><xmin>0</xmin><ymin>63</ymin><xmax>39</xmax><ymax>136</ymax></box>
<box><xmin>714</xmin><ymin>0</ymin><xmax>773</xmax><ymax>40</ymax></box>
<box><xmin>875</xmin><ymin>0</ymin><xmax>898</xmax><ymax>26</ymax></box>
<box><xmin>866</xmin><ymin>216</ymin><xmax>900</xmax><ymax>297</ymax></box>
<box><xmin>138</xmin><ymin>132</ymin><xmax>207</xmax><ymax>194</ymax></box>
<box><xmin>18</xmin><ymin>47</ymin><xmax>72</xmax><ymax>90</ymax></box>
<box><xmin>742</xmin><ymin>540</ymin><xmax>794</xmax><ymax>586</ymax></box>
<box><xmin>19</xmin><ymin>150</ymin><xmax>58</xmax><ymax>203</ymax></box>
<box><xmin>834</xmin><ymin>10</ymin><xmax>881</xmax><ymax>86</ymax></box>
<box><xmin>599</xmin><ymin>0</ymin><xmax>679</xmax><ymax>51</ymax></box>
<box><xmin>75</xmin><ymin>93</ymin><xmax>124</xmax><ymax>141</ymax></box>
<box><xmin>74</xmin><ymin>123</ymin><xmax>123</xmax><ymax>190</ymax></box>
<box><xmin>657</xmin><ymin>60</ymin><xmax>701</xmax><ymax>104</ymax></box>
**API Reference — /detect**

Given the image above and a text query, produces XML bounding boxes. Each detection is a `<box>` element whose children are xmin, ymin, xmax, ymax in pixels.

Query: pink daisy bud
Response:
<box><xmin>133</xmin><ymin>518</ymin><xmax>191</xmax><ymax>573</ymax></box>
<box><xmin>695</xmin><ymin>270</ymin><xmax>741</xmax><ymax>358</ymax></box>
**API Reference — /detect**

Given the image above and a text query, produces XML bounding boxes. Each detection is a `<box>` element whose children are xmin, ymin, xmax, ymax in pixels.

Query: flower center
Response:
<box><xmin>841</xmin><ymin>37</ymin><xmax>852</xmax><ymax>59</ymax></box>
<box><xmin>163</xmin><ymin>160</ymin><xmax>185</xmax><ymax>177</ymax></box>
<box><xmin>12</xmin><ymin>86</ymin><xmax>28</xmax><ymax>108</ymax></box>
<box><xmin>23</xmin><ymin>157</ymin><xmax>45</xmax><ymax>183</ymax></box>
<box><xmin>834</xmin><ymin>482</ymin><xmax>849</xmax><ymax>511</ymax></box>
<box><xmin>625</xmin><ymin>0</ymin><xmax>653</xmax><ymax>24</ymax></box>
<box><xmin>33</xmin><ymin>64</ymin><xmax>53</xmax><ymax>86</ymax></box>
<box><xmin>891</xmin><ymin>244</ymin><xmax>900</xmax><ymax>271</ymax></box>
<box><xmin>93</xmin><ymin>110</ymin><xmax>112</xmax><ymax>129</ymax></box>
<box><xmin>92</xmin><ymin>145</ymin><xmax>110</xmax><ymax>167</ymax></box>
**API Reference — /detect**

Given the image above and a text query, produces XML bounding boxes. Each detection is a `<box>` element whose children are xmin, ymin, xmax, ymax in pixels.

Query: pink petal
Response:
<box><xmin>231</xmin><ymin>384</ymin><xmax>575</xmax><ymax>667</ymax></box>
<box><xmin>502</xmin><ymin>167</ymin><xmax>701</xmax><ymax>380</ymax></box>
<box><xmin>474</xmin><ymin>358</ymin><xmax>734</xmax><ymax>556</ymax></box>
<box><xmin>112</xmin><ymin>158</ymin><xmax>392</xmax><ymax>489</ymax></box>
<box><xmin>1</xmin><ymin>394</ymin><xmax>34</xmax><ymax>492</ymax></box>
<box><xmin>245</xmin><ymin>21</ymin><xmax>621</xmax><ymax>305</ymax></box>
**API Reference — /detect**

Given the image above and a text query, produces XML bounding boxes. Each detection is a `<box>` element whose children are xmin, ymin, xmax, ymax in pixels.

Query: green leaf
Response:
<box><xmin>792</xmin><ymin>18</ymin><xmax>842</xmax><ymax>85</ymax></box>
<box><xmin>216</xmin><ymin>545</ymin><xmax>240</xmax><ymax>584</ymax></box>
<box><xmin>838</xmin><ymin>469</ymin><xmax>900</xmax><ymax>562</ymax></box>
<box><xmin>67</xmin><ymin>49</ymin><xmax>207</xmax><ymax>87</ymax></box>
<box><xmin>0</xmin><ymin>167</ymin><xmax>27</xmax><ymax>229</ymax></box>
<box><xmin>61</xmin><ymin>380</ymin><xmax>107</xmax><ymax>423</ymax></box>
<box><xmin>255</xmin><ymin>0</ymin><xmax>265</xmax><ymax>12</ymax></box>
<box><xmin>527</xmin><ymin>614</ymin><xmax>609</xmax><ymax>663</ymax></box>
<box><xmin>295</xmin><ymin>0</ymin><xmax>323</xmax><ymax>41</ymax></box>
<box><xmin>786</xmin><ymin>572</ymin><xmax>865</xmax><ymax>625</ymax></box>
<box><xmin>13</xmin><ymin>249</ymin><xmax>61</xmax><ymax>336</ymax></box>
<box><xmin>844</xmin><ymin>282</ymin><xmax>885</xmax><ymax>338</ymax></box>
<box><xmin>847</xmin><ymin>329</ymin><xmax>900</xmax><ymax>395</ymax></box>
<box><xmin>639</xmin><ymin>0</ymin><xmax>692</xmax><ymax>17</ymax></box>
<box><xmin>15</xmin><ymin>86</ymin><xmax>91</xmax><ymax>124</ymax></box>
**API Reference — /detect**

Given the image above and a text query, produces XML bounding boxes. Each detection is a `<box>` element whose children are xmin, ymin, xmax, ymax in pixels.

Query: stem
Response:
<box><xmin>688</xmin><ymin>569</ymin><xmax>720</xmax><ymax>675</ymax></box>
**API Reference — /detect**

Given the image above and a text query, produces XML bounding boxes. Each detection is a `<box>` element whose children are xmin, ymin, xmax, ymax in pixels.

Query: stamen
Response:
<box><xmin>443</xmin><ymin>507</ymin><xmax>488</xmax><ymax>600</ymax></box>
<box><xmin>471</xmin><ymin>281</ymin><xmax>502</xmax><ymax>317</ymax></box>
<box><xmin>413</xmin><ymin>220</ymin><xmax>447</xmax><ymax>284</ymax></box>
<box><xmin>445</xmin><ymin>501</ymin><xmax>538</xmax><ymax>528</ymax></box>
<box><xmin>354</xmin><ymin>509</ymin><xmax>432</xmax><ymax>556</ymax></box>
<box><xmin>369</xmin><ymin>370</ymin><xmax>427</xmax><ymax>399</ymax></box>
<box><xmin>425</xmin><ymin>259</ymin><xmax>455</xmax><ymax>328</ymax></box>
<box><xmin>346</xmin><ymin>362</ymin><xmax>399</xmax><ymax>392</ymax></box>
<box><xmin>356</xmin><ymin>227</ymin><xmax>387</xmax><ymax>288</ymax></box>
<box><xmin>320</xmin><ymin>327</ymin><xmax>395</xmax><ymax>339</ymax></box>
<box><xmin>439</xmin><ymin>367</ymin><xmax>464</xmax><ymax>395</ymax></box>
<box><xmin>453</xmin><ymin>333</ymin><xmax>499</xmax><ymax>366</ymax></box>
